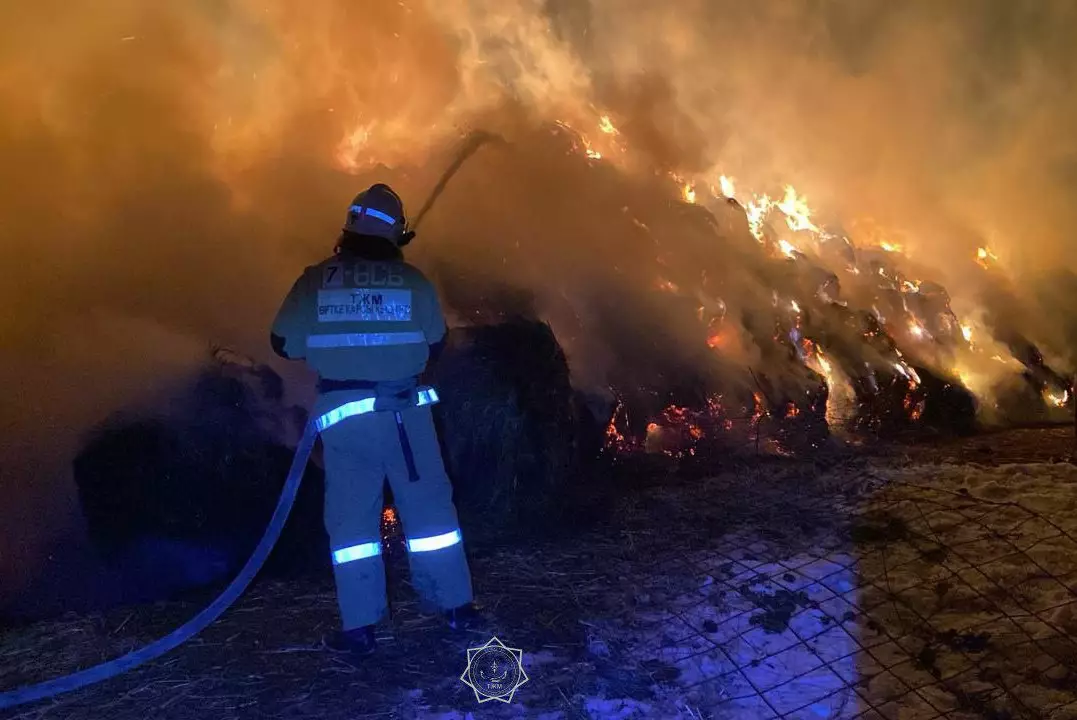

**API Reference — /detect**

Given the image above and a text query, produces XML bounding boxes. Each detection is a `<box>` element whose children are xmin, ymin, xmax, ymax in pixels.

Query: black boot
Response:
<box><xmin>326</xmin><ymin>625</ymin><xmax>377</xmax><ymax>657</ymax></box>
<box><xmin>444</xmin><ymin>602</ymin><xmax>485</xmax><ymax>631</ymax></box>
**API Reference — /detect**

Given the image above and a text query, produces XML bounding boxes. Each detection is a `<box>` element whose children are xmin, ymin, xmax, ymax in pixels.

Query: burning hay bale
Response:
<box><xmin>73</xmin><ymin>349</ymin><xmax>328</xmax><ymax>605</ymax></box>
<box><xmin>912</xmin><ymin>367</ymin><xmax>978</xmax><ymax>435</ymax></box>
<box><xmin>429</xmin><ymin>319</ymin><xmax>582</xmax><ymax>529</ymax></box>
<box><xmin>749</xmin><ymin>365</ymin><xmax>831</xmax><ymax>451</ymax></box>
<box><xmin>418</xmin><ymin>125</ymin><xmax>1065</xmax><ymax>450</ymax></box>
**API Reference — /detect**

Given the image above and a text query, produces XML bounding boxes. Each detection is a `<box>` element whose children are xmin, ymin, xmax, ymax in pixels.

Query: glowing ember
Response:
<box><xmin>908</xmin><ymin>320</ymin><xmax>926</xmax><ymax>339</ymax></box>
<box><xmin>905</xmin><ymin>394</ymin><xmax>925</xmax><ymax>421</ymax></box>
<box><xmin>961</xmin><ymin>324</ymin><xmax>973</xmax><ymax>343</ymax></box>
<box><xmin>778</xmin><ymin>239</ymin><xmax>798</xmax><ymax>258</ymax></box>
<box><xmin>656</xmin><ymin>278</ymin><xmax>680</xmax><ymax>293</ymax></box>
<box><xmin>752</xmin><ymin>392</ymin><xmax>766</xmax><ymax>424</ymax></box>
<box><xmin>381</xmin><ymin>506</ymin><xmax>400</xmax><ymax>537</ymax></box>
<box><xmin>606</xmin><ymin>421</ymin><xmax>623</xmax><ymax>444</ymax></box>
<box><xmin>604</xmin><ymin>400</ymin><xmax>630</xmax><ymax>450</ymax></box>
<box><xmin>683</xmin><ymin>184</ymin><xmax>696</xmax><ymax>204</ymax></box>
<box><xmin>880</xmin><ymin>242</ymin><xmax>903</xmax><ymax>253</ymax></box>
<box><xmin>719</xmin><ymin>175</ymin><xmax>736</xmax><ymax>198</ymax></box>
<box><xmin>598</xmin><ymin>115</ymin><xmax>618</xmax><ymax>135</ymax></box>
<box><xmin>1044</xmin><ymin>388</ymin><xmax>1070</xmax><ymax>408</ymax></box>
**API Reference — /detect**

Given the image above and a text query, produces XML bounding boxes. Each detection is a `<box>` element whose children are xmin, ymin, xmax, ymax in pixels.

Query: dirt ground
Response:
<box><xmin>2</xmin><ymin>426</ymin><xmax>1076</xmax><ymax>719</ymax></box>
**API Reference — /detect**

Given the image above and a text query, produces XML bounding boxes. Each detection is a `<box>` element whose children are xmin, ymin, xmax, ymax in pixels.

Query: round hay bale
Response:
<box><xmin>73</xmin><ymin>350</ymin><xmax>328</xmax><ymax>605</ymax></box>
<box><xmin>430</xmin><ymin>319</ymin><xmax>581</xmax><ymax>529</ymax></box>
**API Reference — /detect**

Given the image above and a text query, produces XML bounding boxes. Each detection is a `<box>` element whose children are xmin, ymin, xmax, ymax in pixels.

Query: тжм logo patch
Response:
<box><xmin>459</xmin><ymin>637</ymin><xmax>529</xmax><ymax>703</ymax></box>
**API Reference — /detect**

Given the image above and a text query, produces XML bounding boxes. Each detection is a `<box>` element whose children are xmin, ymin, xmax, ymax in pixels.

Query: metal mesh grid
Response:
<box><xmin>602</xmin><ymin>459</ymin><xmax>1077</xmax><ymax>719</ymax></box>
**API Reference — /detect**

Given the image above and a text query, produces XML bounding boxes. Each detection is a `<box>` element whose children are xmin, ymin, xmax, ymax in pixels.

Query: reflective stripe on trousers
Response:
<box><xmin>314</xmin><ymin>387</ymin><xmax>439</xmax><ymax>432</ymax></box>
<box><xmin>318</xmin><ymin>389</ymin><xmax>473</xmax><ymax>628</ymax></box>
<box><xmin>332</xmin><ymin>541</ymin><xmax>382</xmax><ymax>565</ymax></box>
<box><xmin>332</xmin><ymin>529</ymin><xmax>463</xmax><ymax>566</ymax></box>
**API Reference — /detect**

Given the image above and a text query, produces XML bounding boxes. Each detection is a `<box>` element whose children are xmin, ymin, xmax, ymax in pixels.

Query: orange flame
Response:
<box><xmin>776</xmin><ymin>185</ymin><xmax>819</xmax><ymax>233</ymax></box>
<box><xmin>719</xmin><ymin>175</ymin><xmax>736</xmax><ymax>198</ymax></box>
<box><xmin>752</xmin><ymin>392</ymin><xmax>766</xmax><ymax>423</ymax></box>
<box><xmin>976</xmin><ymin>246</ymin><xmax>999</xmax><ymax>268</ymax></box>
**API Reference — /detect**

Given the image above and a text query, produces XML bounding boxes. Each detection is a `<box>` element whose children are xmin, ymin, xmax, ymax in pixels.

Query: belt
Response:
<box><xmin>317</xmin><ymin>378</ymin><xmax>379</xmax><ymax>393</ymax></box>
<box><xmin>314</xmin><ymin>378</ymin><xmax>438</xmax><ymax>483</ymax></box>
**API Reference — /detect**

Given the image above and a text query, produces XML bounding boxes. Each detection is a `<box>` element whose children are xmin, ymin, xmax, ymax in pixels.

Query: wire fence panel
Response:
<box><xmin>589</xmin><ymin>454</ymin><xmax>1077</xmax><ymax>719</ymax></box>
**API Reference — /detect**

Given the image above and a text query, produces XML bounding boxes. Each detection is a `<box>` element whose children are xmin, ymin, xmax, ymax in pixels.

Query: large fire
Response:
<box><xmin>548</xmin><ymin>110</ymin><xmax>1075</xmax><ymax>455</ymax></box>
<box><xmin>2</xmin><ymin>1</ymin><xmax>1075</xmax><ymax>632</ymax></box>
<box><xmin>21</xmin><ymin>0</ymin><xmax>1051</xmax><ymax>462</ymax></box>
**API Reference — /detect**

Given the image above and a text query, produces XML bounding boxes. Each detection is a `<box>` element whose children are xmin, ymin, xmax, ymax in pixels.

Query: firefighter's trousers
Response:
<box><xmin>316</xmin><ymin>392</ymin><xmax>473</xmax><ymax>630</ymax></box>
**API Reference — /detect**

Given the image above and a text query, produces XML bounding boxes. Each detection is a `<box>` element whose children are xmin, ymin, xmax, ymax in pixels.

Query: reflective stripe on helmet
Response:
<box><xmin>307</xmin><ymin>332</ymin><xmax>426</xmax><ymax>348</ymax></box>
<box><xmin>348</xmin><ymin>205</ymin><xmax>397</xmax><ymax>226</ymax></box>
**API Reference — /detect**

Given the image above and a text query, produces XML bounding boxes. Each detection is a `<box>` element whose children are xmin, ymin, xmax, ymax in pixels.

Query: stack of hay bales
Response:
<box><xmin>73</xmin><ymin>324</ymin><xmax>590</xmax><ymax>607</ymax></box>
<box><xmin>73</xmin><ymin>349</ymin><xmax>328</xmax><ymax>603</ymax></box>
<box><xmin>429</xmin><ymin>319</ymin><xmax>583</xmax><ymax>531</ymax></box>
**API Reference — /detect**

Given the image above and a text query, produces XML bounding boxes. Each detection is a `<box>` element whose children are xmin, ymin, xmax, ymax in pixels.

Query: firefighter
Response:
<box><xmin>270</xmin><ymin>184</ymin><xmax>476</xmax><ymax>657</ymax></box>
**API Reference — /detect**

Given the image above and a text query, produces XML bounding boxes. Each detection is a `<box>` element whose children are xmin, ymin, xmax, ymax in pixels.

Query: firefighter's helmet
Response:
<box><xmin>343</xmin><ymin>184</ymin><xmax>415</xmax><ymax>245</ymax></box>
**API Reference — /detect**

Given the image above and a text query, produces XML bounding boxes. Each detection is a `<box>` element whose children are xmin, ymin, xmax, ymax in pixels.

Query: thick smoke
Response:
<box><xmin>2</xmin><ymin>0</ymin><xmax>1076</xmax><ymax>599</ymax></box>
